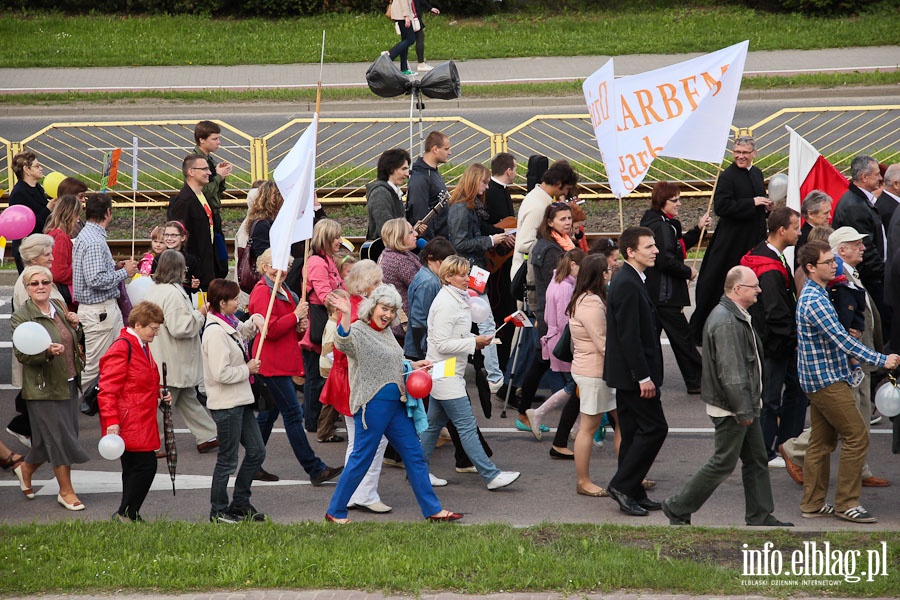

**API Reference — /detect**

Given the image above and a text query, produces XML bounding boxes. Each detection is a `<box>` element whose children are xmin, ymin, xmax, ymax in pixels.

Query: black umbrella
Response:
<box><xmin>161</xmin><ymin>363</ymin><xmax>177</xmax><ymax>495</ymax></box>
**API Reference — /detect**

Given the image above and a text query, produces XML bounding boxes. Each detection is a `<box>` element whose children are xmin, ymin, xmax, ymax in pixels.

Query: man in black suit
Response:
<box><xmin>604</xmin><ymin>226</ymin><xmax>668</xmax><ymax>516</ymax></box>
<box><xmin>833</xmin><ymin>155</ymin><xmax>887</xmax><ymax>339</ymax></box>
<box><xmin>484</xmin><ymin>152</ymin><xmax>518</xmax><ymax>371</ymax></box>
<box><xmin>167</xmin><ymin>154</ymin><xmax>215</xmax><ymax>290</ymax></box>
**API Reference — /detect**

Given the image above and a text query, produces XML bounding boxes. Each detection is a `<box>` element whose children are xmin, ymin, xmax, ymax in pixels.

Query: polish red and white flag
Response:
<box><xmin>786</xmin><ymin>126</ymin><xmax>848</xmax><ymax>218</ymax></box>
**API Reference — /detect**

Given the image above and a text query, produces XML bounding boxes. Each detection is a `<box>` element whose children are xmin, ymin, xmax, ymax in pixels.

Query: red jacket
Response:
<box><xmin>249</xmin><ymin>279</ymin><xmax>303</xmax><ymax>377</ymax></box>
<box><xmin>97</xmin><ymin>330</ymin><xmax>161</xmax><ymax>452</ymax></box>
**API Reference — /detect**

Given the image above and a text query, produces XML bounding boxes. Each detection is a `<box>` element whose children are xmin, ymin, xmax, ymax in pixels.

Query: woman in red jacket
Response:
<box><xmin>98</xmin><ymin>301</ymin><xmax>171</xmax><ymax>523</ymax></box>
<box><xmin>249</xmin><ymin>249</ymin><xmax>343</xmax><ymax>487</ymax></box>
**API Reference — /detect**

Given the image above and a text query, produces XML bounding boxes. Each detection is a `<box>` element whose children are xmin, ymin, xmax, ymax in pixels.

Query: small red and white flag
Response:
<box><xmin>504</xmin><ymin>310</ymin><xmax>534</xmax><ymax>328</ymax></box>
<box><xmin>786</xmin><ymin>126</ymin><xmax>848</xmax><ymax>218</ymax></box>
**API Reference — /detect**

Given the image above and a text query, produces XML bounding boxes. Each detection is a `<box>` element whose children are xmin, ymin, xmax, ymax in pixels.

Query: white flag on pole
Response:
<box><xmin>583</xmin><ymin>41</ymin><xmax>749</xmax><ymax>198</ymax></box>
<box><xmin>271</xmin><ymin>114</ymin><xmax>319</xmax><ymax>272</ymax></box>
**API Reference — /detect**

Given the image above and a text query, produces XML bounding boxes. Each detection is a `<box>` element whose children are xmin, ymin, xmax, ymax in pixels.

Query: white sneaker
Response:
<box><xmin>487</xmin><ymin>471</ymin><xmax>520</xmax><ymax>490</ymax></box>
<box><xmin>455</xmin><ymin>466</ymin><xmax>478</xmax><ymax>473</ymax></box>
<box><xmin>429</xmin><ymin>473</ymin><xmax>448</xmax><ymax>487</ymax></box>
<box><xmin>768</xmin><ymin>456</ymin><xmax>786</xmax><ymax>469</ymax></box>
<box><xmin>488</xmin><ymin>379</ymin><xmax>504</xmax><ymax>394</ymax></box>
<box><xmin>417</xmin><ymin>63</ymin><xmax>434</xmax><ymax>72</ymax></box>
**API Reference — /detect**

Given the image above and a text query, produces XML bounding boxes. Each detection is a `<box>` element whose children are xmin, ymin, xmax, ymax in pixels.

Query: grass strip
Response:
<box><xmin>1</xmin><ymin>71</ymin><xmax>897</xmax><ymax>106</ymax></box>
<box><xmin>1</xmin><ymin>521</ymin><xmax>898</xmax><ymax>596</ymax></box>
<box><xmin>1</xmin><ymin>7</ymin><xmax>898</xmax><ymax>68</ymax></box>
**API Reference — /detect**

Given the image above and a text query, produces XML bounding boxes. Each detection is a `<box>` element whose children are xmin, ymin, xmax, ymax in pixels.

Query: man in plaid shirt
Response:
<box><xmin>795</xmin><ymin>240</ymin><xmax>900</xmax><ymax>523</ymax></box>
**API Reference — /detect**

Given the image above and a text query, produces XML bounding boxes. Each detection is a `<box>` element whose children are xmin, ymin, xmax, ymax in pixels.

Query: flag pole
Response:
<box><xmin>690</xmin><ymin>163</ymin><xmax>723</xmax><ymax>269</ymax></box>
<box><xmin>617</xmin><ymin>194</ymin><xmax>624</xmax><ymax>233</ymax></box>
<box><xmin>254</xmin><ymin>269</ymin><xmax>285</xmax><ymax>361</ymax></box>
<box><xmin>301</xmin><ymin>30</ymin><xmax>326</xmax><ymax>305</ymax></box>
<box><xmin>258</xmin><ymin>31</ymin><xmax>325</xmax><ymax>359</ymax></box>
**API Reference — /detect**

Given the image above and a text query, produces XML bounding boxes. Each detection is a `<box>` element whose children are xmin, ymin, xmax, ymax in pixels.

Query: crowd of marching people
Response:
<box><xmin>3</xmin><ymin>124</ymin><xmax>899</xmax><ymax>527</ymax></box>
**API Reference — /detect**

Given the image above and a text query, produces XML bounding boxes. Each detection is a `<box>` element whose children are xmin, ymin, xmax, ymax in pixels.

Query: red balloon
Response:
<box><xmin>406</xmin><ymin>369</ymin><xmax>433</xmax><ymax>399</ymax></box>
<box><xmin>467</xmin><ymin>289</ymin><xmax>478</xmax><ymax>297</ymax></box>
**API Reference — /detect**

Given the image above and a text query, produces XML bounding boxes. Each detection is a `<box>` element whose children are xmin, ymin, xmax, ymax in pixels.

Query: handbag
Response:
<box><xmin>320</xmin><ymin>353</ymin><xmax>351</xmax><ymax>416</ymax></box>
<box><xmin>116</xmin><ymin>279</ymin><xmax>133</xmax><ymax>323</ymax></box>
<box><xmin>250</xmin><ymin>377</ymin><xmax>275</xmax><ymax>412</ymax></box>
<box><xmin>238</xmin><ymin>220</ymin><xmax>262</xmax><ymax>294</ymax></box>
<box><xmin>308</xmin><ymin>302</ymin><xmax>329</xmax><ymax>345</ymax></box>
<box><xmin>552</xmin><ymin>323</ymin><xmax>574</xmax><ymax>363</ymax></box>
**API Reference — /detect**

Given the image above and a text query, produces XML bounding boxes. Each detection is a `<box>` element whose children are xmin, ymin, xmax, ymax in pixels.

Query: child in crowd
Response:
<box><xmin>154</xmin><ymin>220</ymin><xmax>201</xmax><ymax>294</ymax></box>
<box><xmin>138</xmin><ymin>225</ymin><xmax>166</xmax><ymax>275</ymax></box>
<box><xmin>337</xmin><ymin>252</ymin><xmax>358</xmax><ymax>281</ymax></box>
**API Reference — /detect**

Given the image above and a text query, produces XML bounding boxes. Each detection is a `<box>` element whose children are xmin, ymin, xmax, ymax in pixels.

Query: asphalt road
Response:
<box><xmin>2</xmin><ymin>285</ymin><xmax>899</xmax><ymax>531</ymax></box>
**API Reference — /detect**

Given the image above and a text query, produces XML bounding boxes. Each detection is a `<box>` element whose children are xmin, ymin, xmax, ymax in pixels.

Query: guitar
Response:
<box><xmin>485</xmin><ymin>215</ymin><xmax>518</xmax><ymax>273</ymax></box>
<box><xmin>361</xmin><ymin>190</ymin><xmax>451</xmax><ymax>262</ymax></box>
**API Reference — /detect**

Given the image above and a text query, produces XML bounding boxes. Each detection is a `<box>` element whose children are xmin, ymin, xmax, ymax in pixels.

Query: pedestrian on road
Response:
<box><xmin>663</xmin><ymin>266</ymin><xmax>793</xmax><ymax>528</ymax></box>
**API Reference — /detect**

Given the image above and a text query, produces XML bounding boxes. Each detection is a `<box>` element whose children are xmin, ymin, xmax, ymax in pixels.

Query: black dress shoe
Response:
<box><xmin>636</xmin><ymin>497</ymin><xmax>662</xmax><ymax>511</ymax></box>
<box><xmin>662</xmin><ymin>498</ymin><xmax>691</xmax><ymax>525</ymax></box>
<box><xmin>549</xmin><ymin>447</ymin><xmax>575</xmax><ymax>460</ymax></box>
<box><xmin>607</xmin><ymin>486</ymin><xmax>649</xmax><ymax>516</ymax></box>
<box><xmin>749</xmin><ymin>517</ymin><xmax>795</xmax><ymax>527</ymax></box>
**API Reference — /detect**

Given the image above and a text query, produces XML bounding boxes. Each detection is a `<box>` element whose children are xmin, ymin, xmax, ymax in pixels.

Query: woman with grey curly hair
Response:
<box><xmin>324</xmin><ymin>284</ymin><xmax>461</xmax><ymax>523</ymax></box>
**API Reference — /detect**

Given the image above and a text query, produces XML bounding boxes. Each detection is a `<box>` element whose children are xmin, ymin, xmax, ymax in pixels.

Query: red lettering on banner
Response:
<box><xmin>587</xmin><ymin>81</ymin><xmax>611</xmax><ymax>129</ymax></box>
<box><xmin>617</xmin><ymin>136</ymin><xmax>663</xmax><ymax>192</ymax></box>
<box><xmin>679</xmin><ymin>75</ymin><xmax>700</xmax><ymax>111</ymax></box>
<box><xmin>657</xmin><ymin>83</ymin><xmax>683</xmax><ymax>119</ymax></box>
<box><xmin>634</xmin><ymin>88</ymin><xmax>664</xmax><ymax>126</ymax></box>
<box><xmin>619</xmin><ymin>96</ymin><xmax>642</xmax><ymax>131</ymax></box>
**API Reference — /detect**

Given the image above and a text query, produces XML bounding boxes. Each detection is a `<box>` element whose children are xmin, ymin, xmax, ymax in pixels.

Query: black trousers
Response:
<box><xmin>553</xmin><ymin>392</ymin><xmax>581</xmax><ymax>448</ymax></box>
<box><xmin>608</xmin><ymin>389</ymin><xmax>668</xmax><ymax>500</ymax></box>
<box><xmin>656</xmin><ymin>305</ymin><xmax>702</xmax><ymax>390</ymax></box>
<box><xmin>118</xmin><ymin>450</ymin><xmax>158</xmax><ymax>520</ymax></box>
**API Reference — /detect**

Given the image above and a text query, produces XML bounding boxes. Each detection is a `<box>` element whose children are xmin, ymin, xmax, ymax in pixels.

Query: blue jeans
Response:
<box><xmin>327</xmin><ymin>388</ymin><xmax>442</xmax><ymax>519</ymax></box>
<box><xmin>388</xmin><ymin>20</ymin><xmax>416</xmax><ymax>71</ymax></box>
<box><xmin>420</xmin><ymin>394</ymin><xmax>501</xmax><ymax>483</ymax></box>
<box><xmin>761</xmin><ymin>353</ymin><xmax>807</xmax><ymax>460</ymax></box>
<box><xmin>210</xmin><ymin>405</ymin><xmax>266</xmax><ymax>514</ymax></box>
<box><xmin>302</xmin><ymin>349</ymin><xmax>325</xmax><ymax>432</ymax></box>
<box><xmin>256</xmin><ymin>375</ymin><xmax>327</xmax><ymax>478</ymax></box>
<box><xmin>476</xmin><ymin>292</ymin><xmax>503</xmax><ymax>383</ymax></box>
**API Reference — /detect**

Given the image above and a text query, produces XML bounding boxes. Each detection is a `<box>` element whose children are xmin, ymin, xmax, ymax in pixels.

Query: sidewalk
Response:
<box><xmin>0</xmin><ymin>47</ymin><xmax>896</xmax><ymax>93</ymax></box>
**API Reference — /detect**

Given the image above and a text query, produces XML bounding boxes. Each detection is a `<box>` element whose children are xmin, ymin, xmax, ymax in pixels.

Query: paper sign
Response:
<box><xmin>468</xmin><ymin>265</ymin><xmax>489</xmax><ymax>294</ymax></box>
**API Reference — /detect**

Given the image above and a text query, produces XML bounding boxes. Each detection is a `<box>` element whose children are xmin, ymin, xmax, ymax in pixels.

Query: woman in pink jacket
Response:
<box><xmin>301</xmin><ymin>219</ymin><xmax>345</xmax><ymax>435</ymax></box>
<box><xmin>568</xmin><ymin>255</ymin><xmax>616</xmax><ymax>498</ymax></box>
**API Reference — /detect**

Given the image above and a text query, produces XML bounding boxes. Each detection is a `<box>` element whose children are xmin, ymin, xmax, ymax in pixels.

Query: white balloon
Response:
<box><xmin>12</xmin><ymin>321</ymin><xmax>52</xmax><ymax>355</ymax></box>
<box><xmin>469</xmin><ymin>296</ymin><xmax>491</xmax><ymax>324</ymax></box>
<box><xmin>127</xmin><ymin>276</ymin><xmax>155</xmax><ymax>306</ymax></box>
<box><xmin>98</xmin><ymin>434</ymin><xmax>126</xmax><ymax>460</ymax></box>
<box><xmin>875</xmin><ymin>382</ymin><xmax>900</xmax><ymax>418</ymax></box>
<box><xmin>768</xmin><ymin>173</ymin><xmax>788</xmax><ymax>204</ymax></box>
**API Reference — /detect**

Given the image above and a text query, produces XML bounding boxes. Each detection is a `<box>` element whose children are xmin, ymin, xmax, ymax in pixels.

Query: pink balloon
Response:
<box><xmin>0</xmin><ymin>205</ymin><xmax>37</xmax><ymax>241</ymax></box>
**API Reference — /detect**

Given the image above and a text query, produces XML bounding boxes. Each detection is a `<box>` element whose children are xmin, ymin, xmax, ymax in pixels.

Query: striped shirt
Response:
<box><xmin>796</xmin><ymin>278</ymin><xmax>885</xmax><ymax>393</ymax></box>
<box><xmin>72</xmin><ymin>222</ymin><xmax>126</xmax><ymax>304</ymax></box>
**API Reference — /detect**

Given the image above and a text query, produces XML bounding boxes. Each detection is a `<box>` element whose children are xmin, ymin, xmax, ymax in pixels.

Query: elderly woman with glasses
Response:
<box><xmin>9</xmin><ymin>233</ymin><xmax>68</xmax><ymax>448</ymax></box>
<box><xmin>11</xmin><ymin>265</ymin><xmax>87</xmax><ymax>511</ymax></box>
<box><xmin>98</xmin><ymin>301</ymin><xmax>172</xmax><ymax>523</ymax></box>
<box><xmin>325</xmin><ymin>284</ymin><xmax>461</xmax><ymax>523</ymax></box>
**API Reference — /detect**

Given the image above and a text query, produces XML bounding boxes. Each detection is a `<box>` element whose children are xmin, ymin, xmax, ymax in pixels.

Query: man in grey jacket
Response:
<box><xmin>662</xmin><ymin>265</ymin><xmax>793</xmax><ymax>527</ymax></box>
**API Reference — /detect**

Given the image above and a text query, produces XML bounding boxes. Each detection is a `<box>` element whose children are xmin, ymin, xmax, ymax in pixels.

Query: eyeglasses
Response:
<box><xmin>163</xmin><ymin>233</ymin><xmax>182</xmax><ymax>238</ymax></box>
<box><xmin>28</xmin><ymin>280</ymin><xmax>52</xmax><ymax>288</ymax></box>
<box><xmin>735</xmin><ymin>283</ymin><xmax>761</xmax><ymax>290</ymax></box>
<box><xmin>147</xmin><ymin>325</ymin><xmax>161</xmax><ymax>332</ymax></box>
<box><xmin>666</xmin><ymin>196</ymin><xmax>681</xmax><ymax>203</ymax></box>
<box><xmin>190</xmin><ymin>167</ymin><xmax>211</xmax><ymax>172</ymax></box>
<box><xmin>733</xmin><ymin>150</ymin><xmax>754</xmax><ymax>156</ymax></box>
<box><xmin>816</xmin><ymin>259</ymin><xmax>837</xmax><ymax>266</ymax></box>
